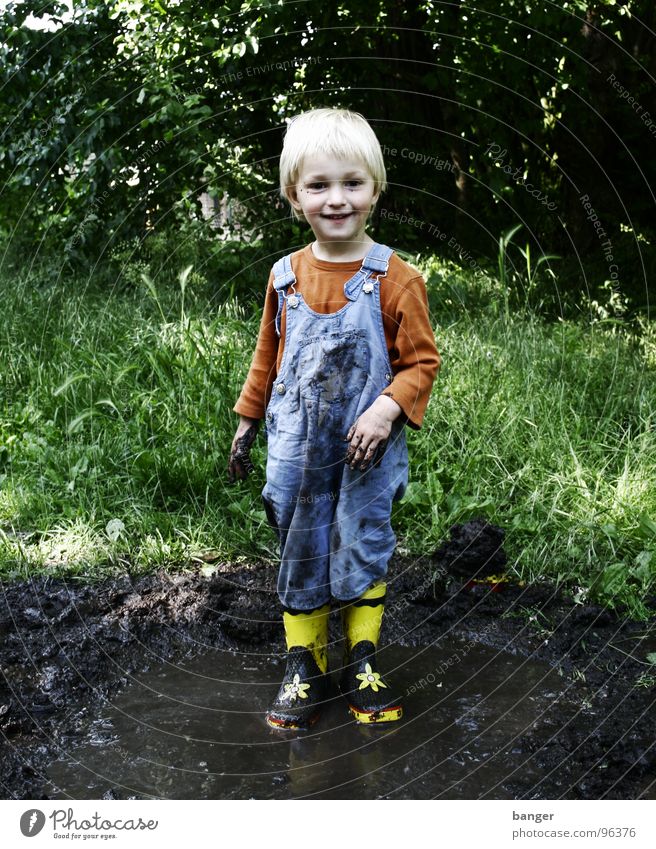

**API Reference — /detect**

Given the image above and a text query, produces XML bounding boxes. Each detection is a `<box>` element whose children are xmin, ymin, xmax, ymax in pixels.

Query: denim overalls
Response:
<box><xmin>262</xmin><ymin>243</ymin><xmax>409</xmax><ymax>611</ymax></box>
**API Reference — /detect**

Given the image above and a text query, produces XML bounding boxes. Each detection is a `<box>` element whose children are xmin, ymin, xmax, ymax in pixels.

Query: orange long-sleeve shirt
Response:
<box><xmin>233</xmin><ymin>243</ymin><xmax>441</xmax><ymax>429</ymax></box>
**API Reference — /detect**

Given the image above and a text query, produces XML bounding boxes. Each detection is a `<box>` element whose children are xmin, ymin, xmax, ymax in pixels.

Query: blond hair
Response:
<box><xmin>279</xmin><ymin>108</ymin><xmax>387</xmax><ymax>220</ymax></box>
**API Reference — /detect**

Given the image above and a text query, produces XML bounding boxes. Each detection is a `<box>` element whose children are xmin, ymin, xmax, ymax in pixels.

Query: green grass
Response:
<box><xmin>1</xmin><ymin>251</ymin><xmax>655</xmax><ymax>617</ymax></box>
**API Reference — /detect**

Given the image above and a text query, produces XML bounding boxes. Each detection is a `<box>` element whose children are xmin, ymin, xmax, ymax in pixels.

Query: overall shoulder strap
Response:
<box><xmin>271</xmin><ymin>254</ymin><xmax>296</xmax><ymax>337</ymax></box>
<box><xmin>272</xmin><ymin>254</ymin><xmax>296</xmax><ymax>291</ymax></box>
<box><xmin>361</xmin><ymin>242</ymin><xmax>394</xmax><ymax>274</ymax></box>
<box><xmin>344</xmin><ymin>243</ymin><xmax>394</xmax><ymax>300</ymax></box>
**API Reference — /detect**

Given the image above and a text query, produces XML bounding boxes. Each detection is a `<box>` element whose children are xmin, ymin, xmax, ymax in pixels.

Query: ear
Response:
<box><xmin>285</xmin><ymin>184</ymin><xmax>303</xmax><ymax>214</ymax></box>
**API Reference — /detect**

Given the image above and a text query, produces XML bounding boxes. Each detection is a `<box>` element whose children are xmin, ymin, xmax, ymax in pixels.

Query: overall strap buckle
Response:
<box><xmin>344</xmin><ymin>243</ymin><xmax>393</xmax><ymax>301</ymax></box>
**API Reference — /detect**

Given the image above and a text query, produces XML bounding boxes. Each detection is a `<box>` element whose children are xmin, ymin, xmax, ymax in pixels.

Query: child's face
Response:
<box><xmin>288</xmin><ymin>154</ymin><xmax>379</xmax><ymax>247</ymax></box>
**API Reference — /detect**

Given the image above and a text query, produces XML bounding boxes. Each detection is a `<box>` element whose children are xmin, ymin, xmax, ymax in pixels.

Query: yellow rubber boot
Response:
<box><xmin>341</xmin><ymin>581</ymin><xmax>386</xmax><ymax>654</ymax></box>
<box><xmin>283</xmin><ymin>605</ymin><xmax>330</xmax><ymax>673</ymax></box>
<box><xmin>266</xmin><ymin>604</ymin><xmax>331</xmax><ymax>729</ymax></box>
<box><xmin>340</xmin><ymin>582</ymin><xmax>403</xmax><ymax>723</ymax></box>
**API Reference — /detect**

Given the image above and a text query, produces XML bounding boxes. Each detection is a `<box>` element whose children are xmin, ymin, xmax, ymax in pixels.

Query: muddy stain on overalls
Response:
<box><xmin>262</xmin><ymin>244</ymin><xmax>408</xmax><ymax>610</ymax></box>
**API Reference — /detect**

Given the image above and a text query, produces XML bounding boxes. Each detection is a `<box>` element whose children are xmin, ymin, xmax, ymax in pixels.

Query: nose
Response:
<box><xmin>326</xmin><ymin>182</ymin><xmax>346</xmax><ymax>206</ymax></box>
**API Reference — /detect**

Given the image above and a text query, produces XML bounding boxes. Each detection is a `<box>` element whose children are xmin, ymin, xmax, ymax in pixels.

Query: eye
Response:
<box><xmin>345</xmin><ymin>180</ymin><xmax>363</xmax><ymax>188</ymax></box>
<box><xmin>306</xmin><ymin>182</ymin><xmax>326</xmax><ymax>190</ymax></box>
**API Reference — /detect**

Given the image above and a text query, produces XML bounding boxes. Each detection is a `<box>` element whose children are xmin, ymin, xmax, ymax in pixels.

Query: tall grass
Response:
<box><xmin>1</xmin><ymin>266</ymin><xmax>272</xmax><ymax>580</ymax></box>
<box><xmin>1</xmin><ymin>254</ymin><xmax>654</xmax><ymax>616</ymax></box>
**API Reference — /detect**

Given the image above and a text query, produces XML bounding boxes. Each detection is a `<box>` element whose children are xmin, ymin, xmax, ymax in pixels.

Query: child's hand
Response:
<box><xmin>228</xmin><ymin>417</ymin><xmax>259</xmax><ymax>483</ymax></box>
<box><xmin>344</xmin><ymin>395</ymin><xmax>402</xmax><ymax>472</ymax></box>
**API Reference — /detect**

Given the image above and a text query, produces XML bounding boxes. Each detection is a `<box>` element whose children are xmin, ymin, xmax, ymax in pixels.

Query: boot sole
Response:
<box><xmin>266</xmin><ymin>710</ymin><xmax>321</xmax><ymax>730</ymax></box>
<box><xmin>347</xmin><ymin>703</ymin><xmax>403</xmax><ymax>723</ymax></box>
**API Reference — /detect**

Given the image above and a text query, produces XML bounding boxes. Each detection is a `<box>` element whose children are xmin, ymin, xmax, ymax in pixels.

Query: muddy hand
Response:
<box><xmin>344</xmin><ymin>422</ymin><xmax>390</xmax><ymax>472</ymax></box>
<box><xmin>228</xmin><ymin>421</ymin><xmax>259</xmax><ymax>483</ymax></box>
<box><xmin>369</xmin><ymin>438</ymin><xmax>388</xmax><ymax>469</ymax></box>
<box><xmin>345</xmin><ymin>433</ymin><xmax>388</xmax><ymax>472</ymax></box>
<box><xmin>351</xmin><ymin>439</ymin><xmax>387</xmax><ymax>472</ymax></box>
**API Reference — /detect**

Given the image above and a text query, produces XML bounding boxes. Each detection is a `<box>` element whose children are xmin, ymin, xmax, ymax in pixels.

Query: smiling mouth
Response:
<box><xmin>322</xmin><ymin>213</ymin><xmax>353</xmax><ymax>220</ymax></box>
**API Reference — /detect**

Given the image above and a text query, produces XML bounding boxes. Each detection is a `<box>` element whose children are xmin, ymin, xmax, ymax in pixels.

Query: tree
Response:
<box><xmin>1</xmin><ymin>0</ymin><xmax>653</xmax><ymax>300</ymax></box>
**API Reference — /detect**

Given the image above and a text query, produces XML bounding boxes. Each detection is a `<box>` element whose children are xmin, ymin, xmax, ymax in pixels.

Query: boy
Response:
<box><xmin>228</xmin><ymin>108</ymin><xmax>441</xmax><ymax>729</ymax></box>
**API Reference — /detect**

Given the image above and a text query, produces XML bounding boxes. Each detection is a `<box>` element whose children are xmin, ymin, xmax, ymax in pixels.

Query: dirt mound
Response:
<box><xmin>1</xmin><ymin>522</ymin><xmax>654</xmax><ymax>799</ymax></box>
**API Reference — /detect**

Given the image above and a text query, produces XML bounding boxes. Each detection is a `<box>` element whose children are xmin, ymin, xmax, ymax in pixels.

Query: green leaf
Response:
<box><xmin>67</xmin><ymin>409</ymin><xmax>94</xmax><ymax>435</ymax></box>
<box><xmin>639</xmin><ymin>513</ymin><xmax>656</xmax><ymax>539</ymax></box>
<box><xmin>400</xmin><ymin>481</ymin><xmax>430</xmax><ymax>506</ymax></box>
<box><xmin>597</xmin><ymin>563</ymin><xmax>626</xmax><ymax>595</ymax></box>
<box><xmin>635</xmin><ymin>550</ymin><xmax>653</xmax><ymax>569</ymax></box>
<box><xmin>95</xmin><ymin>399</ymin><xmax>119</xmax><ymax>415</ymax></box>
<box><xmin>178</xmin><ymin>264</ymin><xmax>193</xmax><ymax>295</ymax></box>
<box><xmin>500</xmin><ymin>223</ymin><xmax>523</xmax><ymax>249</ymax></box>
<box><xmin>535</xmin><ymin>253</ymin><xmax>561</xmax><ymax>269</ymax></box>
<box><xmin>53</xmin><ymin>373</ymin><xmax>87</xmax><ymax>396</ymax></box>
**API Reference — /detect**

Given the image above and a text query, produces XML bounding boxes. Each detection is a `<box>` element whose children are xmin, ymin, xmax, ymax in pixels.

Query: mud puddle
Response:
<box><xmin>43</xmin><ymin>643</ymin><xmax>572</xmax><ymax>800</ymax></box>
<box><xmin>2</xmin><ymin>521</ymin><xmax>656</xmax><ymax>800</ymax></box>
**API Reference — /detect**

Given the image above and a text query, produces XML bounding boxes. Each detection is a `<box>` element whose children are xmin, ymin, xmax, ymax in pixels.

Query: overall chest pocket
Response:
<box><xmin>296</xmin><ymin>331</ymin><xmax>370</xmax><ymax>404</ymax></box>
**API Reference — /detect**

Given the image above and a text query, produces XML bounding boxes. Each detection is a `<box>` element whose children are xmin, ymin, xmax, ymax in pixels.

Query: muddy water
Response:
<box><xmin>44</xmin><ymin>639</ymin><xmax>574</xmax><ymax>800</ymax></box>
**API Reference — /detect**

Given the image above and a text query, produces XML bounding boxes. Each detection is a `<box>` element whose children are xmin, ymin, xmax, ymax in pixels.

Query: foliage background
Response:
<box><xmin>1</xmin><ymin>1</ymin><xmax>655</xmax><ymax>615</ymax></box>
<box><xmin>1</xmin><ymin>0</ymin><xmax>655</xmax><ymax>306</ymax></box>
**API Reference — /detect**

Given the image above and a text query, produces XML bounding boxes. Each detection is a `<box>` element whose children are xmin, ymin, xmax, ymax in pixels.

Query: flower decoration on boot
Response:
<box><xmin>340</xmin><ymin>640</ymin><xmax>402</xmax><ymax>724</ymax></box>
<box><xmin>266</xmin><ymin>646</ymin><xmax>329</xmax><ymax>730</ymax></box>
<box><xmin>281</xmin><ymin>673</ymin><xmax>311</xmax><ymax>702</ymax></box>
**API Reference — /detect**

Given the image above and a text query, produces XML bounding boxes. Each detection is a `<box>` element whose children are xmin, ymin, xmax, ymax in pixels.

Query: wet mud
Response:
<box><xmin>1</xmin><ymin>521</ymin><xmax>655</xmax><ymax>800</ymax></box>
